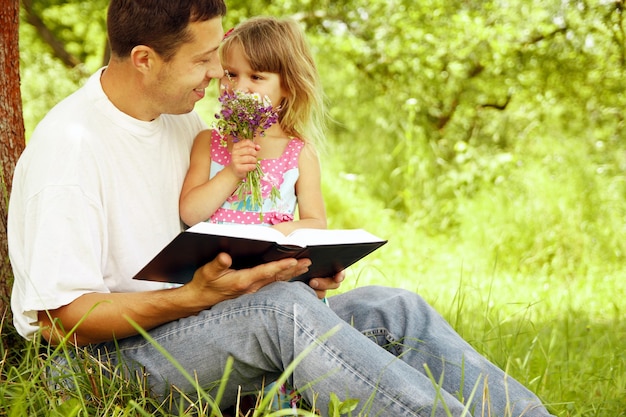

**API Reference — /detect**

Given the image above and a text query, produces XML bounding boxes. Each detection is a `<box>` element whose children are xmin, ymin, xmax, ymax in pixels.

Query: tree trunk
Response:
<box><xmin>0</xmin><ymin>0</ymin><xmax>26</xmax><ymax>335</ymax></box>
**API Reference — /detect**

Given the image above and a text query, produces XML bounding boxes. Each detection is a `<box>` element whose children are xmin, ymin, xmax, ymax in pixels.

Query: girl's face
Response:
<box><xmin>220</xmin><ymin>42</ymin><xmax>286</xmax><ymax>109</ymax></box>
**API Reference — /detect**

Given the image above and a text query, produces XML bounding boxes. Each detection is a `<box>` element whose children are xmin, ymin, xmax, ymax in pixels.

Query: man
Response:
<box><xmin>8</xmin><ymin>1</ymin><xmax>554</xmax><ymax>415</ymax></box>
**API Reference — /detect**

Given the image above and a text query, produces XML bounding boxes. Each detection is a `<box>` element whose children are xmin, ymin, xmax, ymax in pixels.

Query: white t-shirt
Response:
<box><xmin>8</xmin><ymin>69</ymin><xmax>207</xmax><ymax>339</ymax></box>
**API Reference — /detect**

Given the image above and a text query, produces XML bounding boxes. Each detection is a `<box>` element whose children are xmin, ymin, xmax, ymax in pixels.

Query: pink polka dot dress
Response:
<box><xmin>207</xmin><ymin>129</ymin><xmax>304</xmax><ymax>226</ymax></box>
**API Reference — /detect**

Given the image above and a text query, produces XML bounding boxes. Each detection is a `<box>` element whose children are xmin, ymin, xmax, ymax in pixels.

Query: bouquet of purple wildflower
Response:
<box><xmin>214</xmin><ymin>89</ymin><xmax>281</xmax><ymax>213</ymax></box>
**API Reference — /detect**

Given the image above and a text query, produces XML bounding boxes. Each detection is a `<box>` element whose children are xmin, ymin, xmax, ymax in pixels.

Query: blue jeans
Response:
<box><xmin>96</xmin><ymin>283</ymin><xmax>553</xmax><ymax>416</ymax></box>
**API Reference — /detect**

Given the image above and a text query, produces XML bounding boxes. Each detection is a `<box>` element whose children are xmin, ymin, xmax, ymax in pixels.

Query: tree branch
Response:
<box><xmin>479</xmin><ymin>93</ymin><xmax>512</xmax><ymax>111</ymax></box>
<box><xmin>22</xmin><ymin>0</ymin><xmax>83</xmax><ymax>68</ymax></box>
<box><xmin>522</xmin><ymin>26</ymin><xmax>568</xmax><ymax>46</ymax></box>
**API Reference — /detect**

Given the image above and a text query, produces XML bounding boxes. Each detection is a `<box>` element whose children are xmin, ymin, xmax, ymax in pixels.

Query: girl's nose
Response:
<box><xmin>235</xmin><ymin>79</ymin><xmax>251</xmax><ymax>93</ymax></box>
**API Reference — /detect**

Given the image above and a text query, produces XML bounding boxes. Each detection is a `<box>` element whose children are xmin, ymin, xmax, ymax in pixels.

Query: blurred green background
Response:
<box><xmin>20</xmin><ymin>0</ymin><xmax>626</xmax><ymax>280</ymax></box>
<box><xmin>16</xmin><ymin>1</ymin><xmax>626</xmax><ymax>414</ymax></box>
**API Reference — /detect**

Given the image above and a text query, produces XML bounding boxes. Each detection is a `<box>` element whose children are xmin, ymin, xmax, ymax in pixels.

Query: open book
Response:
<box><xmin>133</xmin><ymin>222</ymin><xmax>387</xmax><ymax>284</ymax></box>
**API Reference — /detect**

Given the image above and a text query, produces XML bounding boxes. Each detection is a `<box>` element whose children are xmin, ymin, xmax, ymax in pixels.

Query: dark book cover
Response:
<box><xmin>133</xmin><ymin>224</ymin><xmax>387</xmax><ymax>284</ymax></box>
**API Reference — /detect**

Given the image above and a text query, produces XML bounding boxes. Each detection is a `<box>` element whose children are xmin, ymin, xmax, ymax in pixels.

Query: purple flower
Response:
<box><xmin>214</xmin><ymin>90</ymin><xmax>280</xmax><ymax>142</ymax></box>
<box><xmin>213</xmin><ymin>90</ymin><xmax>282</xmax><ymax>216</ymax></box>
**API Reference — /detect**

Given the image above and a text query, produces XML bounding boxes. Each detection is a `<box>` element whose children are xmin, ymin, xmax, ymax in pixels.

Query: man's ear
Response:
<box><xmin>130</xmin><ymin>45</ymin><xmax>158</xmax><ymax>73</ymax></box>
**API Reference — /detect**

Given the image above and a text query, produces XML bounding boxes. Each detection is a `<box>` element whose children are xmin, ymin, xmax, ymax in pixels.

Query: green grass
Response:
<box><xmin>2</xmin><ymin>209</ymin><xmax>624</xmax><ymax>416</ymax></box>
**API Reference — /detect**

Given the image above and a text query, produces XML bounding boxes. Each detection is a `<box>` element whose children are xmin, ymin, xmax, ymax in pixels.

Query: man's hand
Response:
<box><xmin>308</xmin><ymin>270</ymin><xmax>345</xmax><ymax>299</ymax></box>
<box><xmin>181</xmin><ymin>252</ymin><xmax>312</xmax><ymax>311</ymax></box>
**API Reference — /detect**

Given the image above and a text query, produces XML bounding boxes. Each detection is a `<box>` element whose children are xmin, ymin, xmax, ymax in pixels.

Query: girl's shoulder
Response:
<box><xmin>191</xmin><ymin>129</ymin><xmax>230</xmax><ymax>163</ymax></box>
<box><xmin>200</xmin><ymin>129</ymin><xmax>227</xmax><ymax>151</ymax></box>
<box><xmin>287</xmin><ymin>136</ymin><xmax>305</xmax><ymax>149</ymax></box>
<box><xmin>191</xmin><ymin>129</ymin><xmax>220</xmax><ymax>144</ymax></box>
<box><xmin>283</xmin><ymin>136</ymin><xmax>305</xmax><ymax>157</ymax></box>
<box><xmin>278</xmin><ymin>137</ymin><xmax>314</xmax><ymax>169</ymax></box>
<box><xmin>209</xmin><ymin>129</ymin><xmax>223</xmax><ymax>144</ymax></box>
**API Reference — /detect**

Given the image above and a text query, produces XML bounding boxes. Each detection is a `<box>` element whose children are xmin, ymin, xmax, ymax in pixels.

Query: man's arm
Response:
<box><xmin>39</xmin><ymin>253</ymin><xmax>311</xmax><ymax>346</ymax></box>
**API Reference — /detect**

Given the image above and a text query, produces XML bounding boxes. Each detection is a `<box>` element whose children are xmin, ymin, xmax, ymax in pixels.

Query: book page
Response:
<box><xmin>187</xmin><ymin>222</ymin><xmax>286</xmax><ymax>242</ymax></box>
<box><xmin>283</xmin><ymin>228</ymin><xmax>384</xmax><ymax>247</ymax></box>
<box><xmin>187</xmin><ymin>222</ymin><xmax>385</xmax><ymax>248</ymax></box>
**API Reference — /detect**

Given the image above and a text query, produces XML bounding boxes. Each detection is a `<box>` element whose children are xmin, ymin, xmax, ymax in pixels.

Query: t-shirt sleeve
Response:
<box><xmin>11</xmin><ymin>185</ymin><xmax>110</xmax><ymax>338</ymax></box>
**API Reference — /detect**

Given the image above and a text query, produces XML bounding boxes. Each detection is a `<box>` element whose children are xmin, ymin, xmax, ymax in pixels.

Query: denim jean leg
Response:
<box><xmin>328</xmin><ymin>286</ymin><xmax>554</xmax><ymax>417</ymax></box>
<box><xmin>94</xmin><ymin>283</ymin><xmax>553</xmax><ymax>416</ymax></box>
<box><xmin>97</xmin><ymin>282</ymin><xmax>461</xmax><ymax>415</ymax></box>
<box><xmin>99</xmin><ymin>283</ymin><xmax>314</xmax><ymax>407</ymax></box>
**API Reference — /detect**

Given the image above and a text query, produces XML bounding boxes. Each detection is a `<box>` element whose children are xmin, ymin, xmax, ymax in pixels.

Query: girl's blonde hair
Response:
<box><xmin>220</xmin><ymin>16</ymin><xmax>326</xmax><ymax>149</ymax></box>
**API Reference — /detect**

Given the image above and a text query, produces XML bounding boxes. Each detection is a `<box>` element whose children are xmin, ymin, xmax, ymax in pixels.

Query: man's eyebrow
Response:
<box><xmin>195</xmin><ymin>45</ymin><xmax>219</xmax><ymax>59</ymax></box>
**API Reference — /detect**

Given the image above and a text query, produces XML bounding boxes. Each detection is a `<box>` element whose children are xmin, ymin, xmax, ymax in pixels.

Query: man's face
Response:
<box><xmin>148</xmin><ymin>17</ymin><xmax>224</xmax><ymax>116</ymax></box>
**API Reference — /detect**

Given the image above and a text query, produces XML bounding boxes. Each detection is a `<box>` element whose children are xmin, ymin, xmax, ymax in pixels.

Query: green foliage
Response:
<box><xmin>1</xmin><ymin>333</ymin><xmax>169</xmax><ymax>416</ymax></box>
<box><xmin>327</xmin><ymin>393</ymin><xmax>359</xmax><ymax>417</ymax></box>
<box><xmin>12</xmin><ymin>0</ymin><xmax>626</xmax><ymax>416</ymax></box>
<box><xmin>23</xmin><ymin>0</ymin><xmax>108</xmax><ymax>67</ymax></box>
<box><xmin>454</xmin><ymin>133</ymin><xmax>626</xmax><ymax>276</ymax></box>
<box><xmin>19</xmin><ymin>0</ymin><xmax>107</xmax><ymax>138</ymax></box>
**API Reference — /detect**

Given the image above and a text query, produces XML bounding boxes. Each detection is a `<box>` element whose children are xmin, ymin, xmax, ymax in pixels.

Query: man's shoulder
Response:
<box><xmin>161</xmin><ymin>111</ymin><xmax>208</xmax><ymax>137</ymax></box>
<box><xmin>36</xmin><ymin>71</ymin><xmax>102</xmax><ymax>127</ymax></box>
<box><xmin>163</xmin><ymin>110</ymin><xmax>206</xmax><ymax>125</ymax></box>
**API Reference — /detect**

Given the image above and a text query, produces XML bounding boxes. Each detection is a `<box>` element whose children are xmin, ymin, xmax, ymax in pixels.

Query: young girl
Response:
<box><xmin>180</xmin><ymin>16</ymin><xmax>327</xmax><ymax>238</ymax></box>
<box><xmin>180</xmin><ymin>16</ymin><xmax>328</xmax><ymax>412</ymax></box>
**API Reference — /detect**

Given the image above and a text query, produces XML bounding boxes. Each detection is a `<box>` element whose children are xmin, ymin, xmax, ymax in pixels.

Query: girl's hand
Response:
<box><xmin>229</xmin><ymin>139</ymin><xmax>260</xmax><ymax>179</ymax></box>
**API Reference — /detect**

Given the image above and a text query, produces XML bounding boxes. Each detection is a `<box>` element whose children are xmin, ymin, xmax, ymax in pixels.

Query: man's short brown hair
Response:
<box><xmin>107</xmin><ymin>0</ymin><xmax>227</xmax><ymax>61</ymax></box>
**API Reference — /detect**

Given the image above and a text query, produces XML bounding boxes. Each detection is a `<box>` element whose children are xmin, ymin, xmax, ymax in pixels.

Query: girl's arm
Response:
<box><xmin>179</xmin><ymin>130</ymin><xmax>259</xmax><ymax>226</ymax></box>
<box><xmin>272</xmin><ymin>142</ymin><xmax>327</xmax><ymax>235</ymax></box>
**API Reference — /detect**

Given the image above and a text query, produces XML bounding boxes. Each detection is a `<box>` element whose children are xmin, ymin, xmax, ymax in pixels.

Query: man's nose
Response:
<box><xmin>207</xmin><ymin>62</ymin><xmax>224</xmax><ymax>80</ymax></box>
